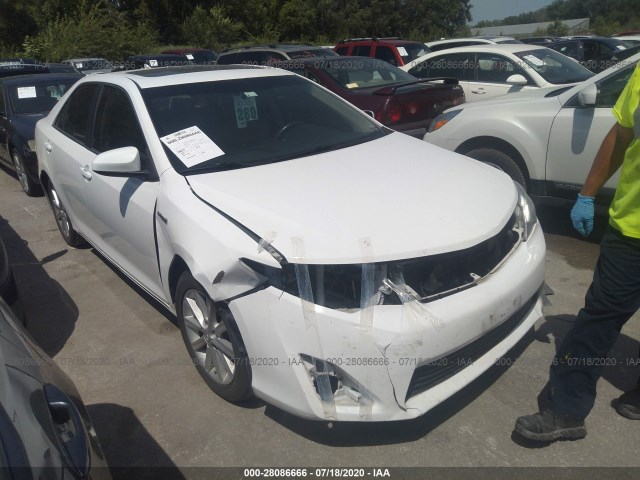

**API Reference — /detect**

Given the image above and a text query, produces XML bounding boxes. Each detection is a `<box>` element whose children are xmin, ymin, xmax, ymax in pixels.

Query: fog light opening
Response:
<box><xmin>299</xmin><ymin>354</ymin><xmax>370</xmax><ymax>407</ymax></box>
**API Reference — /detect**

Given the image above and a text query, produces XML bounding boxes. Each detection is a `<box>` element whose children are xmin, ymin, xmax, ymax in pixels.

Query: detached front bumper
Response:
<box><xmin>229</xmin><ymin>225</ymin><xmax>545</xmax><ymax>421</ymax></box>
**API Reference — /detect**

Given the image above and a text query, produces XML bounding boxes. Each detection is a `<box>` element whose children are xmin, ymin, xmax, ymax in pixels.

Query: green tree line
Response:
<box><xmin>0</xmin><ymin>0</ymin><xmax>474</xmax><ymax>61</ymax></box>
<box><xmin>473</xmin><ymin>0</ymin><xmax>640</xmax><ymax>36</ymax></box>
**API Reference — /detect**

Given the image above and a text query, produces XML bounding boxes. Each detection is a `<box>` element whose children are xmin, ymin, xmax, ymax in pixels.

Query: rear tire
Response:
<box><xmin>176</xmin><ymin>272</ymin><xmax>252</xmax><ymax>402</ymax></box>
<box><xmin>12</xmin><ymin>151</ymin><xmax>42</xmax><ymax>197</ymax></box>
<box><xmin>463</xmin><ymin>148</ymin><xmax>527</xmax><ymax>188</ymax></box>
<box><xmin>46</xmin><ymin>183</ymin><xmax>86</xmax><ymax>247</ymax></box>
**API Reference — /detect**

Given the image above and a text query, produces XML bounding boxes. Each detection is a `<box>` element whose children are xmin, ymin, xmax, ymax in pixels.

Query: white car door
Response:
<box><xmin>41</xmin><ymin>83</ymin><xmax>101</xmax><ymax>234</ymax></box>
<box><xmin>545</xmin><ymin>65</ymin><xmax>634</xmax><ymax>201</ymax></box>
<box><xmin>80</xmin><ymin>85</ymin><xmax>164</xmax><ymax>300</ymax></box>
<box><xmin>468</xmin><ymin>53</ymin><xmax>537</xmax><ymax>102</ymax></box>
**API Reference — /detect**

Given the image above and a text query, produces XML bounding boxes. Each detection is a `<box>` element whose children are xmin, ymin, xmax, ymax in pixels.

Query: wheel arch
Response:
<box><xmin>456</xmin><ymin>136</ymin><xmax>531</xmax><ymax>187</ymax></box>
<box><xmin>168</xmin><ymin>255</ymin><xmax>190</xmax><ymax>305</ymax></box>
<box><xmin>39</xmin><ymin>170</ymin><xmax>51</xmax><ymax>192</ymax></box>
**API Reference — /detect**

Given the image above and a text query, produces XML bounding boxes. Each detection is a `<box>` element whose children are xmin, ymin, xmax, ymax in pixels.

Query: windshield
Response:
<box><xmin>398</xmin><ymin>43</ymin><xmax>430</xmax><ymax>63</ymax></box>
<box><xmin>142</xmin><ymin>75</ymin><xmax>386</xmax><ymax>174</ymax></box>
<box><xmin>322</xmin><ymin>58</ymin><xmax>417</xmax><ymax>90</ymax></box>
<box><xmin>8</xmin><ymin>77</ymin><xmax>79</xmax><ymax>114</ymax></box>
<box><xmin>515</xmin><ymin>49</ymin><xmax>593</xmax><ymax>84</ymax></box>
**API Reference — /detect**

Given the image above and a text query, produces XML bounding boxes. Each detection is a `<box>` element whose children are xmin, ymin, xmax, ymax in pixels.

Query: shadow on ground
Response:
<box><xmin>0</xmin><ymin>215</ymin><xmax>78</xmax><ymax>356</ymax></box>
<box><xmin>87</xmin><ymin>403</ymin><xmax>185</xmax><ymax>480</ymax></box>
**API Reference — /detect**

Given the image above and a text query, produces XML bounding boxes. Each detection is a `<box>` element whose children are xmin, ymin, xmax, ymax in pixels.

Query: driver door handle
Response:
<box><xmin>81</xmin><ymin>165</ymin><xmax>92</xmax><ymax>181</ymax></box>
<box><xmin>471</xmin><ymin>88</ymin><xmax>486</xmax><ymax>94</ymax></box>
<box><xmin>44</xmin><ymin>141</ymin><xmax>52</xmax><ymax>153</ymax></box>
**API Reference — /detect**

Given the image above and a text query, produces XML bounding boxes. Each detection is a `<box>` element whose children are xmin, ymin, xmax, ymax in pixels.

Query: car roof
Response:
<box><xmin>63</xmin><ymin>57</ymin><xmax>109</xmax><ymax>62</ymax></box>
<box><xmin>555</xmin><ymin>36</ymin><xmax>628</xmax><ymax>45</ymax></box>
<box><xmin>423</xmin><ymin>44</ymin><xmax>547</xmax><ymax>55</ymax></box>
<box><xmin>427</xmin><ymin>36</ymin><xmax>518</xmax><ymax>45</ymax></box>
<box><xmin>162</xmin><ymin>48</ymin><xmax>215</xmax><ymax>54</ymax></box>
<box><xmin>81</xmin><ymin>65</ymin><xmax>295</xmax><ymax>89</ymax></box>
<box><xmin>128</xmin><ymin>54</ymin><xmax>189</xmax><ymax>60</ymax></box>
<box><xmin>337</xmin><ymin>38</ymin><xmax>424</xmax><ymax>46</ymax></box>
<box><xmin>0</xmin><ymin>73</ymin><xmax>81</xmax><ymax>85</ymax></box>
<box><xmin>221</xmin><ymin>44</ymin><xmax>321</xmax><ymax>54</ymax></box>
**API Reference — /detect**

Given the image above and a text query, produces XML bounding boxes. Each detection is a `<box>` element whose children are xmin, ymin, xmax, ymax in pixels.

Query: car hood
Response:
<box><xmin>187</xmin><ymin>133</ymin><xmax>518</xmax><ymax>264</ymax></box>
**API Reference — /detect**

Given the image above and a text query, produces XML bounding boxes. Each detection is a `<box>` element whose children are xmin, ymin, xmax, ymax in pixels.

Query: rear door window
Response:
<box><xmin>54</xmin><ymin>83</ymin><xmax>100</xmax><ymax>146</ymax></box>
<box><xmin>374</xmin><ymin>46</ymin><xmax>398</xmax><ymax>66</ymax></box>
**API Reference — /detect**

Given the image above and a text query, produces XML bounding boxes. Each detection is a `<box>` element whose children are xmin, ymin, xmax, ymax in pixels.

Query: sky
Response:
<box><xmin>469</xmin><ymin>0</ymin><xmax>555</xmax><ymax>24</ymax></box>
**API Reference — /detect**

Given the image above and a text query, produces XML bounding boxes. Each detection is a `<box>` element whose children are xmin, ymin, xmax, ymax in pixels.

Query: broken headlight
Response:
<box><xmin>514</xmin><ymin>182</ymin><xmax>537</xmax><ymax>241</ymax></box>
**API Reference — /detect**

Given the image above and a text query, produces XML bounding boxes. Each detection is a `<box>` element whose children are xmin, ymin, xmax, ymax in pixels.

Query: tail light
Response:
<box><xmin>377</xmin><ymin>98</ymin><xmax>402</xmax><ymax>125</ymax></box>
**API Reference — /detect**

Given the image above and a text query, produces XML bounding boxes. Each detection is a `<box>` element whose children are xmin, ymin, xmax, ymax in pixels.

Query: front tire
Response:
<box><xmin>12</xmin><ymin>151</ymin><xmax>41</xmax><ymax>196</ymax></box>
<box><xmin>176</xmin><ymin>272</ymin><xmax>252</xmax><ymax>402</ymax></box>
<box><xmin>463</xmin><ymin>148</ymin><xmax>526</xmax><ymax>188</ymax></box>
<box><xmin>46</xmin><ymin>182</ymin><xmax>86</xmax><ymax>247</ymax></box>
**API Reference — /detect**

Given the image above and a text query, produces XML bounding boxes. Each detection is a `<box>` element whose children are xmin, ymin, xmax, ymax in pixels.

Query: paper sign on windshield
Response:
<box><xmin>396</xmin><ymin>46</ymin><xmax>408</xmax><ymax>57</ymax></box>
<box><xmin>233</xmin><ymin>94</ymin><xmax>258</xmax><ymax>128</ymax></box>
<box><xmin>523</xmin><ymin>55</ymin><xmax>544</xmax><ymax>67</ymax></box>
<box><xmin>186</xmin><ymin>54</ymin><xmax>194</xmax><ymax>60</ymax></box>
<box><xmin>17</xmin><ymin>87</ymin><xmax>37</xmax><ymax>99</ymax></box>
<box><xmin>149</xmin><ymin>59</ymin><xmax>158</xmax><ymax>67</ymax></box>
<box><xmin>160</xmin><ymin>126</ymin><xmax>224</xmax><ymax>167</ymax></box>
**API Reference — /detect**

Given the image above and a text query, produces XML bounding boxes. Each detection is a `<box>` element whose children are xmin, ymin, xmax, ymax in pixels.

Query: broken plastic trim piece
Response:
<box><xmin>299</xmin><ymin>354</ymin><xmax>372</xmax><ymax>408</ymax></box>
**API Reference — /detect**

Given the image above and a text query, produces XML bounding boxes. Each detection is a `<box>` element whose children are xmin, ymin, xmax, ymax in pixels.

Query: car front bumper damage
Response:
<box><xmin>226</xmin><ymin>224</ymin><xmax>546</xmax><ymax>421</ymax></box>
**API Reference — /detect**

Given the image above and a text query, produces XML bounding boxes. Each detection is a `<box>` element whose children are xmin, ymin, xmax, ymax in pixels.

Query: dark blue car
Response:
<box><xmin>0</xmin><ymin>73</ymin><xmax>81</xmax><ymax>195</ymax></box>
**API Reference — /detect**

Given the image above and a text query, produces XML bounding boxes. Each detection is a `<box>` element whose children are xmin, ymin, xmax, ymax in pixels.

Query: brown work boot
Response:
<box><xmin>612</xmin><ymin>386</ymin><xmax>640</xmax><ymax>420</ymax></box>
<box><xmin>514</xmin><ymin>409</ymin><xmax>586</xmax><ymax>442</ymax></box>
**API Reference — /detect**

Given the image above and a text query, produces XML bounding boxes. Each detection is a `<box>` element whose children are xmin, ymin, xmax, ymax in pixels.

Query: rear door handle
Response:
<box><xmin>81</xmin><ymin>165</ymin><xmax>92</xmax><ymax>181</ymax></box>
<box><xmin>470</xmin><ymin>89</ymin><xmax>486</xmax><ymax>94</ymax></box>
<box><xmin>44</xmin><ymin>141</ymin><xmax>52</xmax><ymax>153</ymax></box>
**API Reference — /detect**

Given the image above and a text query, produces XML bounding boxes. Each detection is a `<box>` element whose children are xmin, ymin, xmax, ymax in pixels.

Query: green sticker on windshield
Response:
<box><xmin>233</xmin><ymin>94</ymin><xmax>258</xmax><ymax>128</ymax></box>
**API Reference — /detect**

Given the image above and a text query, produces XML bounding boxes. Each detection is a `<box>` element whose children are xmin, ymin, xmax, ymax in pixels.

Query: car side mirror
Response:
<box><xmin>578</xmin><ymin>83</ymin><xmax>598</xmax><ymax>106</ymax></box>
<box><xmin>92</xmin><ymin>146</ymin><xmax>141</xmax><ymax>175</ymax></box>
<box><xmin>506</xmin><ymin>74</ymin><xmax>528</xmax><ymax>85</ymax></box>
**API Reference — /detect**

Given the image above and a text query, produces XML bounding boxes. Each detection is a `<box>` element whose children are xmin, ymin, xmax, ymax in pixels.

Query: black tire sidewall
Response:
<box><xmin>175</xmin><ymin>272</ymin><xmax>252</xmax><ymax>402</ymax></box>
<box><xmin>464</xmin><ymin>148</ymin><xmax>527</xmax><ymax>188</ymax></box>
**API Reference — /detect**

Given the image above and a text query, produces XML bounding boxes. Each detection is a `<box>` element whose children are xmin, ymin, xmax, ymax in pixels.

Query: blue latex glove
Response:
<box><xmin>571</xmin><ymin>194</ymin><xmax>595</xmax><ymax>237</ymax></box>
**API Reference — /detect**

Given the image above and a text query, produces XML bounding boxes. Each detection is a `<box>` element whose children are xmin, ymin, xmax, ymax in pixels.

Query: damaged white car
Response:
<box><xmin>36</xmin><ymin>65</ymin><xmax>546</xmax><ymax>421</ymax></box>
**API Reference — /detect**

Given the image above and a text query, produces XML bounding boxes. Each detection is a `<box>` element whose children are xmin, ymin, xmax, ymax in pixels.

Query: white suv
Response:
<box><xmin>424</xmin><ymin>54</ymin><xmax>639</xmax><ymax>207</ymax></box>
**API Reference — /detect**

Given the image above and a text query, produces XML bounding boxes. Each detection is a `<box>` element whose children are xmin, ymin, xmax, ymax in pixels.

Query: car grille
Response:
<box><xmin>404</xmin><ymin>290</ymin><xmax>540</xmax><ymax>402</ymax></box>
<box><xmin>279</xmin><ymin>214</ymin><xmax>521</xmax><ymax>309</ymax></box>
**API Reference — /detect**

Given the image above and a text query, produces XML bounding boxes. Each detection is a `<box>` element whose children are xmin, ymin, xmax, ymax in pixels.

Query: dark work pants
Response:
<box><xmin>548</xmin><ymin>225</ymin><xmax>640</xmax><ymax>421</ymax></box>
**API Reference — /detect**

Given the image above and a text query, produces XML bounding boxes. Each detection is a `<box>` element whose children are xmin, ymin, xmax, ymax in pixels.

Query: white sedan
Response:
<box><xmin>402</xmin><ymin>44</ymin><xmax>593</xmax><ymax>102</ymax></box>
<box><xmin>37</xmin><ymin>66</ymin><xmax>545</xmax><ymax>421</ymax></box>
<box><xmin>424</xmin><ymin>54</ymin><xmax>640</xmax><ymax>206</ymax></box>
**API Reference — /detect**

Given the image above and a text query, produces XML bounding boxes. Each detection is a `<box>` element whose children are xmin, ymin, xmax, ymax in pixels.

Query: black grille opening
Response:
<box><xmin>404</xmin><ymin>290</ymin><xmax>540</xmax><ymax>402</ymax></box>
<box><xmin>276</xmin><ymin>215</ymin><xmax>520</xmax><ymax>309</ymax></box>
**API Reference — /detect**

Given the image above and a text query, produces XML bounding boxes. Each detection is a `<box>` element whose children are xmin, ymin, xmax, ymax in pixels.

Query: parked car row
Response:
<box><xmin>424</xmin><ymin>51</ymin><xmax>640</xmax><ymax>209</ymax></box>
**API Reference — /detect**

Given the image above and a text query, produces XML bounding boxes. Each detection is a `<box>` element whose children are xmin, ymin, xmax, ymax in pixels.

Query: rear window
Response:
<box><xmin>8</xmin><ymin>77</ymin><xmax>79</xmax><ymax>114</ymax></box>
<box><xmin>323</xmin><ymin>58</ymin><xmax>416</xmax><ymax>90</ymax></box>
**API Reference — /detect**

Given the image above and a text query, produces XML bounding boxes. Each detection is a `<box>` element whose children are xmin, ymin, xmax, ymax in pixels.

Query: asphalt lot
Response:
<box><xmin>1</xmin><ymin>164</ymin><xmax>639</xmax><ymax>479</ymax></box>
